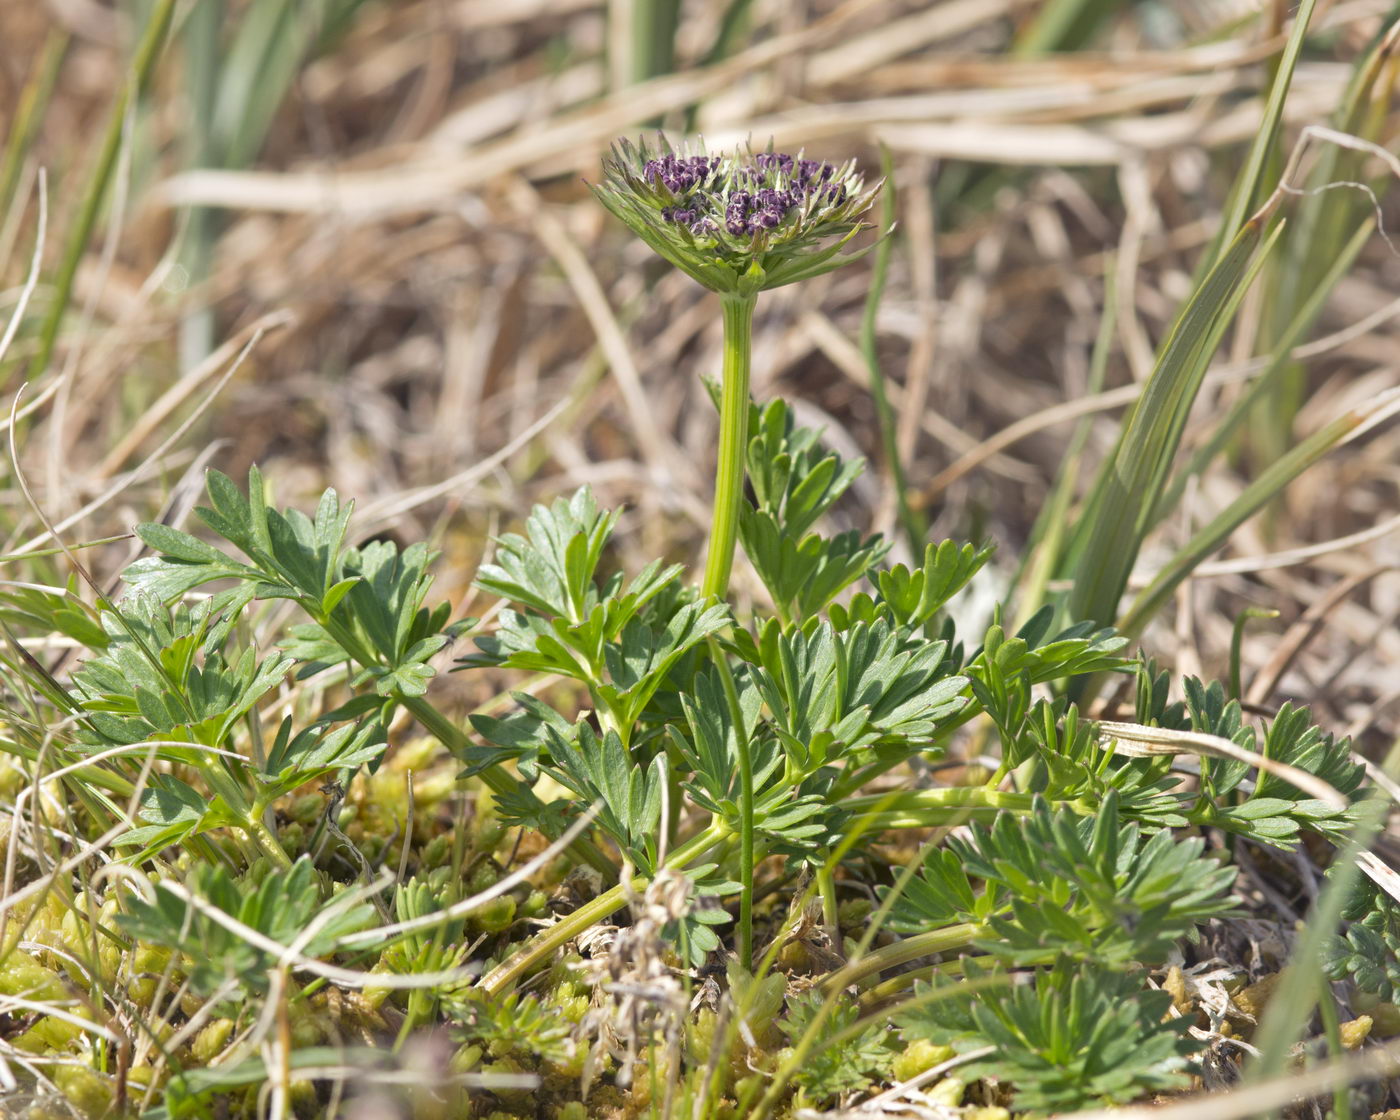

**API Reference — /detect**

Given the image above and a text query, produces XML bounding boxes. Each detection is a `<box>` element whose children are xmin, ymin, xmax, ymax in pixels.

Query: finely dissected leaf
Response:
<box><xmin>886</xmin><ymin>794</ymin><xmax>1237</xmax><ymax>969</ymax></box>
<box><xmin>740</xmin><ymin>511</ymin><xmax>888</xmax><ymax>624</ymax></box>
<box><xmin>781</xmin><ymin>990</ymin><xmax>894</xmax><ymax>1105</ymax></box>
<box><xmin>742</xmin><ymin>397</ymin><xmax>864</xmax><ymax>537</ymax></box>
<box><xmin>946</xmin><ymin>959</ymin><xmax>1203</xmax><ymax>1113</ymax></box>
<box><xmin>128</xmin><ymin>470</ymin><xmax>465</xmax><ymax>702</ymax></box>
<box><xmin>477</xmin><ymin>571</ymin><xmax>728</xmax><ymax>735</ymax></box>
<box><xmin>736</xmin><ymin>396</ymin><xmax>888</xmax><ymax>622</ymax></box>
<box><xmin>669</xmin><ymin>664</ymin><xmax>833</xmax><ymax>852</ymax></box>
<box><xmin>474</xmin><ymin>487</ymin><xmax>619</xmax><ymax>623</ymax></box>
<box><xmin>1325</xmin><ymin>878</ymin><xmax>1400</xmax><ymax>1001</ymax></box>
<box><xmin>447</xmin><ymin>990</ymin><xmax>575</xmax><ymax>1066</ymax></box>
<box><xmin>258</xmin><ymin>717</ymin><xmax>386</xmax><ymax>801</ymax></box>
<box><xmin>71</xmin><ymin>595</ymin><xmax>294</xmax><ymax>753</ymax></box>
<box><xmin>543</xmin><ymin>723</ymin><xmax>664</xmax><ymax>870</ymax></box>
<box><xmin>872</xmin><ymin>539</ymin><xmax>994</xmax><ymax>631</ymax></box>
<box><xmin>1027</xmin><ymin>701</ymin><xmax>1187</xmax><ymax>828</ymax></box>
<box><xmin>118</xmin><ymin>858</ymin><xmax>374</xmax><ymax>1000</ymax></box>
<box><xmin>463</xmin><ymin>692</ymin><xmax>575</xmax><ymax>778</ymax></box>
<box><xmin>752</xmin><ymin>617</ymin><xmax>969</xmax><ymax>777</ymax></box>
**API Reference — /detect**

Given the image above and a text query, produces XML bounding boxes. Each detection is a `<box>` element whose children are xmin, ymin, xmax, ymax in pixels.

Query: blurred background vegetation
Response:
<box><xmin>2</xmin><ymin>0</ymin><xmax>1399</xmax><ymax>759</ymax></box>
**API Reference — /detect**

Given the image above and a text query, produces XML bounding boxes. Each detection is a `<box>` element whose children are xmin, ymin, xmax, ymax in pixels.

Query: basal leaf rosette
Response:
<box><xmin>592</xmin><ymin>135</ymin><xmax>880</xmax><ymax>295</ymax></box>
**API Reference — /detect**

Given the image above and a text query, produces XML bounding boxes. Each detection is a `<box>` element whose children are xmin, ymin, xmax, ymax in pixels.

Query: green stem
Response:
<box><xmin>843</xmin><ymin>786</ymin><xmax>1039</xmax><ymax>818</ymax></box>
<box><xmin>1230</xmin><ymin>607</ymin><xmax>1279</xmax><ymax>701</ymax></box>
<box><xmin>816</xmin><ymin>862</ymin><xmax>839</xmax><ymax>939</ymax></box>
<box><xmin>857</xmin><ymin>960</ymin><xmax>964</xmax><ymax>1008</ymax></box>
<box><xmin>403</xmin><ymin>694</ymin><xmax>618</xmax><ymax>883</ymax></box>
<box><xmin>701</xmin><ymin>294</ymin><xmax>757</xmax><ymax>602</ymax></box>
<box><xmin>1317</xmin><ymin>973</ymin><xmax>1355</xmax><ymax>1120</ymax></box>
<box><xmin>709</xmin><ymin>639</ymin><xmax>754</xmax><ymax>968</ymax></box>
<box><xmin>818</xmin><ymin>922</ymin><xmax>979</xmax><ymax>993</ymax></box>
<box><xmin>478</xmin><ymin>821</ymin><xmax>731</xmax><ymax>996</ymax></box>
<box><xmin>745</xmin><ymin>922</ymin><xmax>980</xmax><ymax>1120</ymax></box>
<box><xmin>244</xmin><ymin>815</ymin><xmax>293</xmax><ymax>871</ymax></box>
<box><xmin>307</xmin><ymin>608</ymin><xmax>619</xmax><ymax>881</ymax></box>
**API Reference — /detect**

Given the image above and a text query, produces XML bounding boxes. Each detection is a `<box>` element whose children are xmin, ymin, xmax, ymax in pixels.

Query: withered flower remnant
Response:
<box><xmin>592</xmin><ymin>136</ymin><xmax>880</xmax><ymax>296</ymax></box>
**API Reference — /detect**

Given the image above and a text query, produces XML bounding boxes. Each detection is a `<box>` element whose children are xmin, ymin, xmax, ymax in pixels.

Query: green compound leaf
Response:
<box><xmin>1324</xmin><ymin>875</ymin><xmax>1400</xmax><ymax>1002</ymax></box>
<box><xmin>128</xmin><ymin>468</ymin><xmax>465</xmax><ymax>703</ymax></box>
<box><xmin>542</xmin><ymin>722</ymin><xmax>664</xmax><ymax>872</ymax></box>
<box><xmin>954</xmin><ymin>959</ymin><xmax>1202</xmax><ymax>1113</ymax></box>
<box><xmin>782</xmin><ymin>989</ymin><xmax>894</xmax><ymax>1106</ymax></box>
<box><xmin>886</xmin><ymin>794</ymin><xmax>1237</xmax><ymax>970</ymax></box>
<box><xmin>734</xmin><ymin>396</ymin><xmax>889</xmax><ymax>623</ymax></box>
<box><xmin>118</xmin><ymin>858</ymin><xmax>373</xmax><ymax>1001</ymax></box>
<box><xmin>752</xmin><ymin>617</ymin><xmax>968</xmax><ymax>778</ymax></box>
<box><xmin>473</xmin><ymin>487</ymin><xmax>619</xmax><ymax>624</ymax></box>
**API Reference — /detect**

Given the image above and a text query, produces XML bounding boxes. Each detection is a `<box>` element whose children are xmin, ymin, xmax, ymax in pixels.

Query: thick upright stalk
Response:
<box><xmin>702</xmin><ymin>294</ymin><xmax>757</xmax><ymax>601</ymax></box>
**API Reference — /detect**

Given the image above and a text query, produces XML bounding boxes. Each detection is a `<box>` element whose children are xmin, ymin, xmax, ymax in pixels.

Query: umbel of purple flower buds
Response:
<box><xmin>591</xmin><ymin>136</ymin><xmax>880</xmax><ymax>297</ymax></box>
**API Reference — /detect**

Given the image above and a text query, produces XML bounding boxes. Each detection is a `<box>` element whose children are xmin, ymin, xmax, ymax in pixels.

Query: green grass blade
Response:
<box><xmin>30</xmin><ymin>0</ymin><xmax>177</xmax><ymax>382</ymax></box>
<box><xmin>1198</xmin><ymin>0</ymin><xmax>1318</xmax><ymax>275</ymax></box>
<box><xmin>1063</xmin><ymin>218</ymin><xmax>1281</xmax><ymax>628</ymax></box>
<box><xmin>1158</xmin><ymin>218</ymin><xmax>1374</xmax><ymax>520</ymax></box>
<box><xmin>860</xmin><ymin>150</ymin><xmax>925</xmax><ymax>557</ymax></box>
<box><xmin>609</xmin><ymin>0</ymin><xmax>680</xmax><ymax>99</ymax></box>
<box><xmin>1249</xmin><ymin>23</ymin><xmax>1396</xmax><ymax>473</ymax></box>
<box><xmin>177</xmin><ymin>0</ymin><xmax>225</xmax><ymax>372</ymax></box>
<box><xmin>0</xmin><ymin>28</ymin><xmax>68</xmax><ymax>226</ymax></box>
<box><xmin>1013</xmin><ymin>262</ymin><xmax>1116</xmax><ymax>628</ymax></box>
<box><xmin>1249</xmin><ymin>796</ymin><xmax>1390</xmax><ymax>1085</ymax></box>
<box><xmin>1014</xmin><ymin>0</ymin><xmax>1120</xmax><ymax>54</ymax></box>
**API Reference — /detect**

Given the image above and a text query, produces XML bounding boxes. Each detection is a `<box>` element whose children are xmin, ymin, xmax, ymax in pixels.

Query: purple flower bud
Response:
<box><xmin>748</xmin><ymin>207</ymin><xmax>783</xmax><ymax>232</ymax></box>
<box><xmin>756</xmin><ymin>152</ymin><xmax>794</xmax><ymax>175</ymax></box>
<box><xmin>595</xmin><ymin>137</ymin><xmax>875</xmax><ymax>294</ymax></box>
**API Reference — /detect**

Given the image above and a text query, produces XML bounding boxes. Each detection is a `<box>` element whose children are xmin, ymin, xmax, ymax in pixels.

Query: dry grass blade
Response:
<box><xmin>1096</xmin><ymin>721</ymin><xmax>1348</xmax><ymax>808</ymax></box>
<box><xmin>95</xmin><ymin>309</ymin><xmax>295</xmax><ymax>477</ymax></box>
<box><xmin>1245</xmin><ymin>565</ymin><xmax>1392</xmax><ymax>705</ymax></box>
<box><xmin>507</xmin><ymin>178</ymin><xmax>675</xmax><ymax>483</ymax></box>
<box><xmin>0</xmin><ymin>169</ymin><xmax>46</xmax><ymax>367</ymax></box>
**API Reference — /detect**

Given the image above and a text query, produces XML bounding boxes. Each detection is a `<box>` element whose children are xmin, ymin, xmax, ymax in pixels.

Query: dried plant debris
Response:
<box><xmin>3</xmin><ymin>2</ymin><xmax>1400</xmax><ymax>1118</ymax></box>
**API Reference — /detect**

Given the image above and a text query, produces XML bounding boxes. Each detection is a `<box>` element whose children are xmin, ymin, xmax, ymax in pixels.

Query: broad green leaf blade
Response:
<box><xmin>1156</xmin><ymin>218</ymin><xmax>1373</xmax><ymax>520</ymax></box>
<box><xmin>1063</xmin><ymin>218</ymin><xmax>1280</xmax><ymax>627</ymax></box>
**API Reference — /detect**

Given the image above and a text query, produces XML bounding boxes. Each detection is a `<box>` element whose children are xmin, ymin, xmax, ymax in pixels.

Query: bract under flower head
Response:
<box><xmin>591</xmin><ymin>136</ymin><xmax>881</xmax><ymax>297</ymax></box>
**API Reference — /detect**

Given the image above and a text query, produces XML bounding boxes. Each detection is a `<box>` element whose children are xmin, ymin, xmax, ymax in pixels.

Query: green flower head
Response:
<box><xmin>592</xmin><ymin>135</ymin><xmax>880</xmax><ymax>297</ymax></box>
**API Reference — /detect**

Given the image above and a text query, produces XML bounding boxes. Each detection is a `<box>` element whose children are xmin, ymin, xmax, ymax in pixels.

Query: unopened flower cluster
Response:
<box><xmin>592</xmin><ymin>137</ymin><xmax>879</xmax><ymax>296</ymax></box>
<box><xmin>645</xmin><ymin>151</ymin><xmax>846</xmax><ymax>237</ymax></box>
